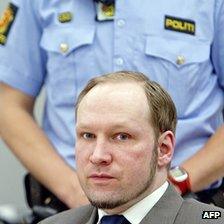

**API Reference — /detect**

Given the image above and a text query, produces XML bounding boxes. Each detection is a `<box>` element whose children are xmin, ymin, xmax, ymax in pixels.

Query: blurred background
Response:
<box><xmin>0</xmin><ymin>81</ymin><xmax>45</xmax><ymax>209</ymax></box>
<box><xmin>0</xmin><ymin>0</ymin><xmax>45</xmax><ymax>207</ymax></box>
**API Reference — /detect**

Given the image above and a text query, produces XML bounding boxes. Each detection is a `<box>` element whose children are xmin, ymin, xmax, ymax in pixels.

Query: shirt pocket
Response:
<box><xmin>40</xmin><ymin>25</ymin><xmax>95</xmax><ymax>58</ymax></box>
<box><xmin>144</xmin><ymin>35</ymin><xmax>211</xmax><ymax>116</ymax></box>
<box><xmin>40</xmin><ymin>26</ymin><xmax>95</xmax><ymax>106</ymax></box>
<box><xmin>145</xmin><ymin>35</ymin><xmax>210</xmax><ymax>68</ymax></box>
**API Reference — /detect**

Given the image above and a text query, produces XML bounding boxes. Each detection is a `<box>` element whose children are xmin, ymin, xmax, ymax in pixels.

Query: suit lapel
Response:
<box><xmin>84</xmin><ymin>185</ymin><xmax>183</xmax><ymax>224</ymax></box>
<box><xmin>85</xmin><ymin>207</ymin><xmax>98</xmax><ymax>224</ymax></box>
<box><xmin>140</xmin><ymin>185</ymin><xmax>183</xmax><ymax>224</ymax></box>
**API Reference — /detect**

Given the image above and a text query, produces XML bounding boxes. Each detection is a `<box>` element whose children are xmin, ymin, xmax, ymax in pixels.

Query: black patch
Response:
<box><xmin>164</xmin><ymin>15</ymin><xmax>195</xmax><ymax>35</ymax></box>
<box><xmin>202</xmin><ymin>211</ymin><xmax>221</xmax><ymax>219</ymax></box>
<box><xmin>0</xmin><ymin>3</ymin><xmax>18</xmax><ymax>45</ymax></box>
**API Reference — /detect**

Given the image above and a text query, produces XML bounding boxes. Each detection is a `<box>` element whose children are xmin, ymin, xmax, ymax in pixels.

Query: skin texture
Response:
<box><xmin>76</xmin><ymin>82</ymin><xmax>174</xmax><ymax>214</ymax></box>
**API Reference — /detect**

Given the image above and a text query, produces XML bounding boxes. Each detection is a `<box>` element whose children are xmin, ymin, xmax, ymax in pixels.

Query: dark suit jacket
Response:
<box><xmin>39</xmin><ymin>185</ymin><xmax>224</xmax><ymax>224</ymax></box>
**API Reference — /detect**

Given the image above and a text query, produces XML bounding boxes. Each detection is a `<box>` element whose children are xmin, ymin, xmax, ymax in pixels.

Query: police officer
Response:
<box><xmin>0</xmin><ymin>0</ymin><xmax>224</xmax><ymax>211</ymax></box>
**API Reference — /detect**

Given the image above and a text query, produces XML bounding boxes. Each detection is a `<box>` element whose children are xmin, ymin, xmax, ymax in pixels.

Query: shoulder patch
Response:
<box><xmin>164</xmin><ymin>15</ymin><xmax>195</xmax><ymax>35</ymax></box>
<box><xmin>0</xmin><ymin>3</ymin><xmax>18</xmax><ymax>45</ymax></box>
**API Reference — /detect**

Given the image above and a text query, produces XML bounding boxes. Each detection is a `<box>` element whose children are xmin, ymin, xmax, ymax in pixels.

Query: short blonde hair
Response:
<box><xmin>75</xmin><ymin>71</ymin><xmax>177</xmax><ymax>138</ymax></box>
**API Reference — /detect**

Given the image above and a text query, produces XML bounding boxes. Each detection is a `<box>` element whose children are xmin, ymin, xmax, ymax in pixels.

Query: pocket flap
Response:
<box><xmin>40</xmin><ymin>26</ymin><xmax>95</xmax><ymax>56</ymax></box>
<box><xmin>145</xmin><ymin>35</ymin><xmax>210</xmax><ymax>67</ymax></box>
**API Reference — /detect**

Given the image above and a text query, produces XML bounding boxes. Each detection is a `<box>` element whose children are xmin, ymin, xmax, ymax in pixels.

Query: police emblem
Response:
<box><xmin>164</xmin><ymin>15</ymin><xmax>195</xmax><ymax>35</ymax></box>
<box><xmin>96</xmin><ymin>2</ymin><xmax>115</xmax><ymax>21</ymax></box>
<box><xmin>0</xmin><ymin>3</ymin><xmax>18</xmax><ymax>45</ymax></box>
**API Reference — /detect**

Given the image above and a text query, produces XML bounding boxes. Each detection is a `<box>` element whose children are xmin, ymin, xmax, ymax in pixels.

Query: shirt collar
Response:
<box><xmin>97</xmin><ymin>181</ymin><xmax>168</xmax><ymax>224</ymax></box>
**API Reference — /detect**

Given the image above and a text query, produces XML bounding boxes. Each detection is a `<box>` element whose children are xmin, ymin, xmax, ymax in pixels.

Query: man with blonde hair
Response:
<box><xmin>39</xmin><ymin>71</ymin><xmax>224</xmax><ymax>224</ymax></box>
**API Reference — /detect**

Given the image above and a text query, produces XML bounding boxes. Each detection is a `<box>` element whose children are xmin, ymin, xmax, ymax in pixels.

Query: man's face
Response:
<box><xmin>76</xmin><ymin>82</ymin><xmax>159</xmax><ymax>213</ymax></box>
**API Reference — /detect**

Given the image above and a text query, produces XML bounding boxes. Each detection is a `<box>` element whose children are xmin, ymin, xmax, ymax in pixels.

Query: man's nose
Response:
<box><xmin>89</xmin><ymin>138</ymin><xmax>112</xmax><ymax>165</ymax></box>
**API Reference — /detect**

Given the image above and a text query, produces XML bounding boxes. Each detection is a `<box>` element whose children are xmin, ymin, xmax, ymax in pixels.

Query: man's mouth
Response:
<box><xmin>89</xmin><ymin>173</ymin><xmax>115</xmax><ymax>184</ymax></box>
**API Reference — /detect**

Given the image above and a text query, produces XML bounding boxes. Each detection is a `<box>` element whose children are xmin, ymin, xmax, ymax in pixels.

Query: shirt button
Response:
<box><xmin>115</xmin><ymin>57</ymin><xmax>124</xmax><ymax>66</ymax></box>
<box><xmin>60</xmin><ymin>43</ymin><xmax>69</xmax><ymax>53</ymax></box>
<box><xmin>176</xmin><ymin>55</ymin><xmax>185</xmax><ymax>65</ymax></box>
<box><xmin>117</xmin><ymin>19</ymin><xmax>125</xmax><ymax>27</ymax></box>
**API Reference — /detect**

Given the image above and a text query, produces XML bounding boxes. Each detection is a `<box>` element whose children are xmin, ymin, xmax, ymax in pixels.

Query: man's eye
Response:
<box><xmin>83</xmin><ymin>133</ymin><xmax>95</xmax><ymax>139</ymax></box>
<box><xmin>115</xmin><ymin>133</ymin><xmax>130</xmax><ymax>141</ymax></box>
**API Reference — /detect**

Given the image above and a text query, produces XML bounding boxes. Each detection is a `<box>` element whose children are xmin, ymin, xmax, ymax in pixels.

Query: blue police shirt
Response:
<box><xmin>0</xmin><ymin>0</ymin><xmax>224</xmax><ymax>181</ymax></box>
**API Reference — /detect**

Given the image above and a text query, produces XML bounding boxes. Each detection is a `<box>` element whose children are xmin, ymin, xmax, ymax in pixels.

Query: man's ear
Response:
<box><xmin>157</xmin><ymin>131</ymin><xmax>175</xmax><ymax>167</ymax></box>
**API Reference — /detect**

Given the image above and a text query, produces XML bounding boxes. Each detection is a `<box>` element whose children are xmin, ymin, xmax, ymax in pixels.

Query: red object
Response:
<box><xmin>168</xmin><ymin>166</ymin><xmax>191</xmax><ymax>195</ymax></box>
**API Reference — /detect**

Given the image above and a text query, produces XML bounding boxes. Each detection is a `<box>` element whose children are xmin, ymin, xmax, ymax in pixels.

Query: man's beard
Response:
<box><xmin>88</xmin><ymin>146</ymin><xmax>158</xmax><ymax>209</ymax></box>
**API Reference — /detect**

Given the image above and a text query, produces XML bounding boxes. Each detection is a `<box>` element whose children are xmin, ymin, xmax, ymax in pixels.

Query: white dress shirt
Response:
<box><xmin>98</xmin><ymin>181</ymin><xmax>169</xmax><ymax>224</ymax></box>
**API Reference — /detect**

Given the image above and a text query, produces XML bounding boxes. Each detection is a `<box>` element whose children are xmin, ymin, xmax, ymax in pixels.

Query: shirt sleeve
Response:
<box><xmin>212</xmin><ymin>0</ymin><xmax>224</xmax><ymax>90</ymax></box>
<box><xmin>0</xmin><ymin>0</ymin><xmax>46</xmax><ymax>97</ymax></box>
